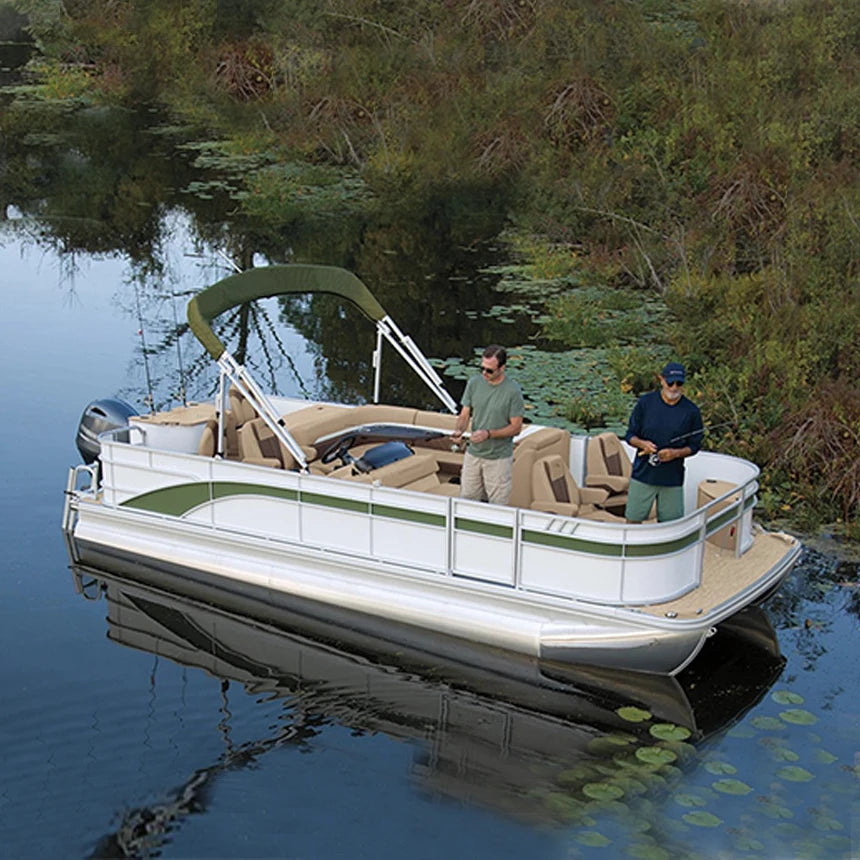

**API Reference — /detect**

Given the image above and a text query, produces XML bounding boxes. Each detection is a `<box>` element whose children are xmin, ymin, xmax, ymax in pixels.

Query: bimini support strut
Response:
<box><xmin>376</xmin><ymin>315</ymin><xmax>458</xmax><ymax>414</ymax></box>
<box><xmin>217</xmin><ymin>352</ymin><xmax>310</xmax><ymax>472</ymax></box>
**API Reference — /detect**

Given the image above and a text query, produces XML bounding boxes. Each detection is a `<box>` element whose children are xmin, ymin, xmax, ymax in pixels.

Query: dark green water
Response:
<box><xmin>0</xmin><ymin>86</ymin><xmax>857</xmax><ymax>859</ymax></box>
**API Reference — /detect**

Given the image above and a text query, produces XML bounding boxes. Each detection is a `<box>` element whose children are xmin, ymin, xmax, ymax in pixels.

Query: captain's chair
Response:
<box><xmin>531</xmin><ymin>455</ymin><xmax>623</xmax><ymax>521</ymax></box>
<box><xmin>585</xmin><ymin>432</ymin><xmax>632</xmax><ymax>514</ymax></box>
<box><xmin>238</xmin><ymin>418</ymin><xmax>297</xmax><ymax>469</ymax></box>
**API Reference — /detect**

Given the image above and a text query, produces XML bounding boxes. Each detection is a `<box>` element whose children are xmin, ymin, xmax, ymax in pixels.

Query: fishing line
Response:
<box><xmin>133</xmin><ymin>277</ymin><xmax>156</xmax><ymax>414</ymax></box>
<box><xmin>170</xmin><ymin>292</ymin><xmax>188</xmax><ymax>406</ymax></box>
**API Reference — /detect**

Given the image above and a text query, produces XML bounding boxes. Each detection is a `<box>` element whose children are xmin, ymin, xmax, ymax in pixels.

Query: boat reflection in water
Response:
<box><xmin>70</xmin><ymin>545</ymin><xmax>785</xmax><ymax>854</ymax></box>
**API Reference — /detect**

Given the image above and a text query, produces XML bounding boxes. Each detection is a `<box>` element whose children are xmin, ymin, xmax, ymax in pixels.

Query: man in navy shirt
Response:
<box><xmin>624</xmin><ymin>362</ymin><xmax>703</xmax><ymax>522</ymax></box>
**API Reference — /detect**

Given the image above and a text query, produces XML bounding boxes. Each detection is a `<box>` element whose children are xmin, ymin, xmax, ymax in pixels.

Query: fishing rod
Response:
<box><xmin>640</xmin><ymin>421</ymin><xmax>735</xmax><ymax>466</ymax></box>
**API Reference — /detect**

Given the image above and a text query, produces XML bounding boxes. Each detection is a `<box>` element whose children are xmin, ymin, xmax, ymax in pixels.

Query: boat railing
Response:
<box><xmin>91</xmin><ymin>437</ymin><xmax>760</xmax><ymax>608</ymax></box>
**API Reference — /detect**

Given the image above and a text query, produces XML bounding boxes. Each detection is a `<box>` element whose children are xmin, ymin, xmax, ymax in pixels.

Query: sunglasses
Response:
<box><xmin>665</xmin><ymin>380</ymin><xmax>685</xmax><ymax>388</ymax></box>
<box><xmin>481</xmin><ymin>365</ymin><xmax>499</xmax><ymax>375</ymax></box>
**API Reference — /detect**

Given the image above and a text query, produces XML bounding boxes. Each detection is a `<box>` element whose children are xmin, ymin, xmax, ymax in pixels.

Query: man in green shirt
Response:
<box><xmin>452</xmin><ymin>345</ymin><xmax>524</xmax><ymax>505</ymax></box>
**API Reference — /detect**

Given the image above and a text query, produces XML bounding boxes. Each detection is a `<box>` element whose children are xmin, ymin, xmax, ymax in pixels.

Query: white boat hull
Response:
<box><xmin>69</xmin><ymin>476</ymin><xmax>799</xmax><ymax>676</ymax></box>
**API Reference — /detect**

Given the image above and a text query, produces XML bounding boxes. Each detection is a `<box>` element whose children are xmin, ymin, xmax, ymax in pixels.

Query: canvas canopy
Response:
<box><xmin>188</xmin><ymin>264</ymin><xmax>387</xmax><ymax>360</ymax></box>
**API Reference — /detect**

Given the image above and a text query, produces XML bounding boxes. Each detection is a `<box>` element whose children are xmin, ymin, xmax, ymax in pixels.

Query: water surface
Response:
<box><xmin>0</xmin><ymin>106</ymin><xmax>857</xmax><ymax>859</ymax></box>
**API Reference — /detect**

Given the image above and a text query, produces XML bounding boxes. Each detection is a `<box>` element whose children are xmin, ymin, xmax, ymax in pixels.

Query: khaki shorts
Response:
<box><xmin>460</xmin><ymin>451</ymin><xmax>513</xmax><ymax>506</ymax></box>
<box><xmin>625</xmin><ymin>478</ymin><xmax>684</xmax><ymax>523</ymax></box>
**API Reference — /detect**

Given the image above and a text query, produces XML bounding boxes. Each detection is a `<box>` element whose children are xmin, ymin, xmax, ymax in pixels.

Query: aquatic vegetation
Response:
<box><xmin>703</xmin><ymin>761</ymin><xmax>736</xmax><ymax>776</ymax></box>
<box><xmin>649</xmin><ymin>724</ymin><xmax>691</xmax><ymax>742</ymax></box>
<box><xmin>438</xmin><ymin>345</ymin><xmax>637</xmax><ymax>434</ymax></box>
<box><xmin>772</xmin><ymin>689</ymin><xmax>805</xmax><ymax>705</ymax></box>
<box><xmin>535</xmin><ymin>653</ymin><xmax>858</xmax><ymax>858</ymax></box>
<box><xmin>681</xmin><ymin>810</ymin><xmax>722</xmax><ymax>828</ymax></box>
<box><xmin>710</xmin><ymin>778</ymin><xmax>752</xmax><ymax>796</ymax></box>
<box><xmin>779</xmin><ymin>708</ymin><xmax>818</xmax><ymax>726</ymax></box>
<box><xmin>617</xmin><ymin>706</ymin><xmax>653</xmax><ymax>724</ymax></box>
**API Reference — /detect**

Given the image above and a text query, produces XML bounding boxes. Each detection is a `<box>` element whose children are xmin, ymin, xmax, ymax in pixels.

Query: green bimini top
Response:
<box><xmin>187</xmin><ymin>264</ymin><xmax>388</xmax><ymax>360</ymax></box>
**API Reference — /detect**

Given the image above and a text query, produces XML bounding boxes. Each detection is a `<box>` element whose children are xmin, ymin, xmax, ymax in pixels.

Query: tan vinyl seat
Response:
<box><xmin>197</xmin><ymin>419</ymin><xmax>219</xmax><ymax>457</ymax></box>
<box><xmin>224</xmin><ymin>386</ymin><xmax>259</xmax><ymax>459</ymax></box>
<box><xmin>509</xmin><ymin>427</ymin><xmax>570</xmax><ymax>508</ymax></box>
<box><xmin>238</xmin><ymin>418</ymin><xmax>298</xmax><ymax>470</ymax></box>
<box><xmin>531</xmin><ymin>455</ymin><xmax>622</xmax><ymax>521</ymax></box>
<box><xmin>329</xmin><ymin>453</ymin><xmax>439</xmax><ymax>489</ymax></box>
<box><xmin>585</xmin><ymin>432</ymin><xmax>632</xmax><ymax>514</ymax></box>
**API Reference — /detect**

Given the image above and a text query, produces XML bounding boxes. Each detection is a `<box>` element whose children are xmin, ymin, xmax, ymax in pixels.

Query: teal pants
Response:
<box><xmin>625</xmin><ymin>479</ymin><xmax>684</xmax><ymax>523</ymax></box>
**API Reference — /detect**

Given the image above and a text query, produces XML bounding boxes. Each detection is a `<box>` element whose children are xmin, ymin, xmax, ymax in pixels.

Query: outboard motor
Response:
<box><xmin>76</xmin><ymin>398</ymin><xmax>138</xmax><ymax>464</ymax></box>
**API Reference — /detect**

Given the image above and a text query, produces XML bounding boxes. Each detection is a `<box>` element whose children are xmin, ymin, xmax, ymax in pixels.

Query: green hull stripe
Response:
<box><xmin>214</xmin><ymin>482</ymin><xmax>298</xmax><ymax>502</ymax></box>
<box><xmin>122</xmin><ymin>481</ymin><xmax>300</xmax><ymax>515</ymax></box>
<box><xmin>705</xmin><ymin>504</ymin><xmax>741</xmax><ymax>535</ymax></box>
<box><xmin>623</xmin><ymin>530</ymin><xmax>700</xmax><ymax>556</ymax></box>
<box><xmin>122</xmin><ymin>481</ymin><xmax>435</xmax><ymax>520</ymax></box>
<box><xmin>455</xmin><ymin>517</ymin><xmax>513</xmax><ymax>539</ymax></box>
<box><xmin>372</xmin><ymin>504</ymin><xmax>446</xmax><ymax>527</ymax></box>
<box><xmin>522</xmin><ymin>528</ymin><xmax>700</xmax><ymax>557</ymax></box>
<box><xmin>523</xmin><ymin>529</ymin><xmax>624</xmax><ymax>557</ymax></box>
<box><xmin>122</xmin><ymin>482</ymin><xmax>212</xmax><ymax>516</ymax></box>
<box><xmin>300</xmin><ymin>491</ymin><xmax>368</xmax><ymax>514</ymax></box>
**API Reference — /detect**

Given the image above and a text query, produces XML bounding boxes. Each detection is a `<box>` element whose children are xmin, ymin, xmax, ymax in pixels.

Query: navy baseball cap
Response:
<box><xmin>661</xmin><ymin>362</ymin><xmax>686</xmax><ymax>383</ymax></box>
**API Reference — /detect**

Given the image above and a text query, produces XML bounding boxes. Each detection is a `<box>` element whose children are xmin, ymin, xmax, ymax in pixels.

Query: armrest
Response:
<box><xmin>243</xmin><ymin>456</ymin><xmax>282</xmax><ymax>469</ymax></box>
<box><xmin>579</xmin><ymin>487</ymin><xmax>610</xmax><ymax>505</ymax></box>
<box><xmin>585</xmin><ymin>475</ymin><xmax>628</xmax><ymax>493</ymax></box>
<box><xmin>530</xmin><ymin>501</ymin><xmax>580</xmax><ymax>517</ymax></box>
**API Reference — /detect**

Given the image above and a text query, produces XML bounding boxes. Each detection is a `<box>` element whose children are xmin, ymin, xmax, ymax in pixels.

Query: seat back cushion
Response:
<box><xmin>515</xmin><ymin>427</ymin><xmax>569</xmax><ymax>466</ymax></box>
<box><xmin>197</xmin><ymin>419</ymin><xmax>218</xmax><ymax>457</ymax></box>
<box><xmin>532</xmin><ymin>454</ymin><xmax>576</xmax><ymax>505</ymax></box>
<box><xmin>587</xmin><ymin>432</ymin><xmax>631</xmax><ymax>479</ymax></box>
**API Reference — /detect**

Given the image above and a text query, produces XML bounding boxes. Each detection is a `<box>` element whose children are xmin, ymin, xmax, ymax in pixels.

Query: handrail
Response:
<box><xmin>92</xmin><ymin>429</ymin><xmax>761</xmax><ymax>607</ymax></box>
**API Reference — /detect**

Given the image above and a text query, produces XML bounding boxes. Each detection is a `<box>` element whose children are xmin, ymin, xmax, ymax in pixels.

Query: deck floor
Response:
<box><xmin>638</xmin><ymin>531</ymin><xmax>799</xmax><ymax>619</ymax></box>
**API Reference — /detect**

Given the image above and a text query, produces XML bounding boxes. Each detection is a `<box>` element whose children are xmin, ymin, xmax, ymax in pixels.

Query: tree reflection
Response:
<box><xmin>0</xmin><ymin>97</ymin><xmax>538</xmax><ymax>412</ymax></box>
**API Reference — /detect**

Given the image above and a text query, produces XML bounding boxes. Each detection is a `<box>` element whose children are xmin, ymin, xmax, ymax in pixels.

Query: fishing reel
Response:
<box><xmin>648</xmin><ymin>452</ymin><xmax>661</xmax><ymax>467</ymax></box>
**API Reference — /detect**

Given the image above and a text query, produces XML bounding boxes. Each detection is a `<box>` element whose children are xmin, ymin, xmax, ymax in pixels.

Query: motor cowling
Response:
<box><xmin>76</xmin><ymin>398</ymin><xmax>138</xmax><ymax>464</ymax></box>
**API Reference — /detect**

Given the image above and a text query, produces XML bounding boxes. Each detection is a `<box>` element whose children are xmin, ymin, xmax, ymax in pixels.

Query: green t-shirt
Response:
<box><xmin>462</xmin><ymin>373</ymin><xmax>524</xmax><ymax>459</ymax></box>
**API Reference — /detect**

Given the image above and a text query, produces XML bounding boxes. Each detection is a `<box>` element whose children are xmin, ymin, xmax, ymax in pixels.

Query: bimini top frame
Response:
<box><xmin>187</xmin><ymin>264</ymin><xmax>459</xmax><ymax>471</ymax></box>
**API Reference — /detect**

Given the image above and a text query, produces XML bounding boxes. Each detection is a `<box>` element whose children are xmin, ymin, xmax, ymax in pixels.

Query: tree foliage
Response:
<box><xmin>10</xmin><ymin>0</ymin><xmax>860</xmax><ymax>524</ymax></box>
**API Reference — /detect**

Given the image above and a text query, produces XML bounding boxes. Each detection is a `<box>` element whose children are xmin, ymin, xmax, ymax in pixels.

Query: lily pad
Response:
<box><xmin>757</xmin><ymin>802</ymin><xmax>794</xmax><ymax>820</ymax></box>
<box><xmin>682</xmin><ymin>811</ymin><xmax>723</xmax><ymax>828</ymax></box>
<box><xmin>731</xmin><ymin>835</ymin><xmax>764</xmax><ymax>851</ymax></box>
<box><xmin>772</xmin><ymin>690</ymin><xmax>805</xmax><ymax>705</ymax></box>
<box><xmin>574</xmin><ymin>830</ymin><xmax>612</xmax><ymax>847</ymax></box>
<box><xmin>613</xmin><ymin>776</ymin><xmax>649</xmax><ymax>797</ymax></box>
<box><xmin>770</xmin><ymin>746</ymin><xmax>800</xmax><ymax>762</ymax></box>
<box><xmin>704</xmin><ymin>760</ymin><xmax>737</xmax><ymax>775</ymax></box>
<box><xmin>727</xmin><ymin>725</ymin><xmax>756</xmax><ymax>739</ymax></box>
<box><xmin>779</xmin><ymin>708</ymin><xmax>818</xmax><ymax>726</ymax></box>
<box><xmin>711</xmin><ymin>778</ymin><xmax>753</xmax><ymax>795</ymax></box>
<box><xmin>618</xmin><ymin>706</ymin><xmax>652</xmax><ymax>723</ymax></box>
<box><xmin>649</xmin><ymin>723</ymin><xmax>691</xmax><ymax>742</ymax></box>
<box><xmin>751</xmin><ymin>716</ymin><xmax>785</xmax><ymax>731</ymax></box>
<box><xmin>544</xmin><ymin>792</ymin><xmax>585</xmax><ymax>821</ymax></box>
<box><xmin>813</xmin><ymin>749</ymin><xmax>838</xmax><ymax>764</ymax></box>
<box><xmin>626</xmin><ymin>842</ymin><xmax>671</xmax><ymax>860</ymax></box>
<box><xmin>812</xmin><ymin>816</ymin><xmax>844</xmax><ymax>832</ymax></box>
<box><xmin>557</xmin><ymin>764</ymin><xmax>596</xmax><ymax>786</ymax></box>
<box><xmin>584</xmin><ymin>799</ymin><xmax>629</xmax><ymax>817</ymax></box>
<box><xmin>588</xmin><ymin>734</ymin><xmax>636</xmax><ymax>755</ymax></box>
<box><xmin>583</xmin><ymin>782</ymin><xmax>625</xmax><ymax>801</ymax></box>
<box><xmin>673</xmin><ymin>793</ymin><xmax>707</xmax><ymax>808</ymax></box>
<box><xmin>776</xmin><ymin>765</ymin><xmax>814</xmax><ymax>782</ymax></box>
<box><xmin>635</xmin><ymin>746</ymin><xmax>677</xmax><ymax>766</ymax></box>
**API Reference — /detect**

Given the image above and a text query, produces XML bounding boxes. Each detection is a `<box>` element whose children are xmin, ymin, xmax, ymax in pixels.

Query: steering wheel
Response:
<box><xmin>320</xmin><ymin>435</ymin><xmax>357</xmax><ymax>465</ymax></box>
